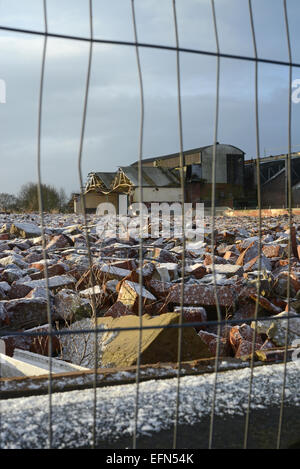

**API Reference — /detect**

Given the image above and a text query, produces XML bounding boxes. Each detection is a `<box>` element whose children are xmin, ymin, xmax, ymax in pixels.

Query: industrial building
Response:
<box><xmin>244</xmin><ymin>151</ymin><xmax>300</xmax><ymax>208</ymax></box>
<box><xmin>74</xmin><ymin>143</ymin><xmax>246</xmax><ymax>214</ymax></box>
<box><xmin>73</xmin><ymin>144</ymin><xmax>300</xmax><ymax>214</ymax></box>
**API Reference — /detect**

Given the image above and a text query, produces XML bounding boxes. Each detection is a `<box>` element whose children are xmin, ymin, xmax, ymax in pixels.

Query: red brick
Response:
<box><xmin>204</xmin><ymin>254</ymin><xmax>227</xmax><ymax>266</ymax></box>
<box><xmin>174</xmin><ymin>306</ymin><xmax>207</xmax><ymax>331</ymax></box>
<box><xmin>269</xmin><ymin>297</ymin><xmax>287</xmax><ymax>310</ymax></box>
<box><xmin>7</xmin><ymin>283</ymin><xmax>32</xmax><ymax>299</ymax></box>
<box><xmin>262</xmin><ymin>245</ymin><xmax>282</xmax><ymax>258</ymax></box>
<box><xmin>1</xmin><ymin>298</ymin><xmax>49</xmax><ymax>329</ymax></box>
<box><xmin>249</xmin><ymin>294</ymin><xmax>282</xmax><ymax>314</ymax></box>
<box><xmin>30</xmin><ymin>263</ymin><xmax>67</xmax><ymax>280</ymax></box>
<box><xmin>235</xmin><ymin>339</ymin><xmax>261</xmax><ymax>358</ymax></box>
<box><xmin>145</xmin><ymin>279</ymin><xmax>172</xmax><ymax>299</ymax></box>
<box><xmin>198</xmin><ymin>330</ymin><xmax>231</xmax><ymax>357</ymax></box>
<box><xmin>185</xmin><ymin>264</ymin><xmax>207</xmax><ymax>279</ymax></box>
<box><xmin>229</xmin><ymin>324</ymin><xmax>263</xmax><ymax>354</ymax></box>
<box><xmin>167</xmin><ymin>284</ymin><xmax>236</xmax><ymax>308</ymax></box>
<box><xmin>277</xmin><ymin>259</ymin><xmax>289</xmax><ymax>267</ymax></box>
<box><xmin>0</xmin><ymin>325</ymin><xmax>60</xmax><ymax>357</ymax></box>
<box><xmin>117</xmin><ymin>270</ymin><xmax>140</xmax><ymax>287</ymax></box>
<box><xmin>25</xmin><ymin>252</ymin><xmax>45</xmax><ymax>264</ymax></box>
<box><xmin>234</xmin><ymin>302</ymin><xmax>256</xmax><ymax>321</ymax></box>
<box><xmin>46</xmin><ymin>234</ymin><xmax>73</xmax><ymax>251</ymax></box>
<box><xmin>291</xmin><ymin>226</ymin><xmax>298</xmax><ymax>259</ymax></box>
<box><xmin>104</xmin><ymin>301</ymin><xmax>132</xmax><ymax>318</ymax></box>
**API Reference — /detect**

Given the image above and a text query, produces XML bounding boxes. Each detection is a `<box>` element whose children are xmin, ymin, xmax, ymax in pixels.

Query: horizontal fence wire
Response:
<box><xmin>0</xmin><ymin>313</ymin><xmax>298</xmax><ymax>338</ymax></box>
<box><xmin>0</xmin><ymin>0</ymin><xmax>297</xmax><ymax>450</ymax></box>
<box><xmin>1</xmin><ymin>24</ymin><xmax>300</xmax><ymax>68</ymax></box>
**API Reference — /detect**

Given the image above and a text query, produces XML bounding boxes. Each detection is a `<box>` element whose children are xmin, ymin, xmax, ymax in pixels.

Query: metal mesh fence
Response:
<box><xmin>0</xmin><ymin>0</ymin><xmax>299</xmax><ymax>450</ymax></box>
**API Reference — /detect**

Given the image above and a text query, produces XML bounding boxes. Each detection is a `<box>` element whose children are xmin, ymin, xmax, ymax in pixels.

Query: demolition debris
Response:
<box><xmin>0</xmin><ymin>211</ymin><xmax>300</xmax><ymax>375</ymax></box>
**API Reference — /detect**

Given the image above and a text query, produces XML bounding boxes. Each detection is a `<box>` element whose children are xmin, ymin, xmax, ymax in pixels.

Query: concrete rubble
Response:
<box><xmin>0</xmin><ymin>212</ymin><xmax>300</xmax><ymax>371</ymax></box>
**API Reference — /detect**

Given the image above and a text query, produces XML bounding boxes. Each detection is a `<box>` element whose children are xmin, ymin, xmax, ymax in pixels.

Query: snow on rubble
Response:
<box><xmin>0</xmin><ymin>211</ymin><xmax>300</xmax><ymax>369</ymax></box>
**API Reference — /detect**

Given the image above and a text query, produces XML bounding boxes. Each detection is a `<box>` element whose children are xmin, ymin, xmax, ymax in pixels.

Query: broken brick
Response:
<box><xmin>145</xmin><ymin>279</ymin><xmax>173</xmax><ymax>299</ymax></box>
<box><xmin>29</xmin><ymin>263</ymin><xmax>67</xmax><ymax>280</ymax></box>
<box><xmin>249</xmin><ymin>294</ymin><xmax>282</xmax><ymax>314</ymax></box>
<box><xmin>173</xmin><ymin>306</ymin><xmax>207</xmax><ymax>331</ymax></box>
<box><xmin>184</xmin><ymin>264</ymin><xmax>206</xmax><ymax>279</ymax></box>
<box><xmin>235</xmin><ymin>339</ymin><xmax>261</xmax><ymax>359</ymax></box>
<box><xmin>262</xmin><ymin>244</ymin><xmax>283</xmax><ymax>258</ymax></box>
<box><xmin>46</xmin><ymin>234</ymin><xmax>74</xmax><ymax>251</ymax></box>
<box><xmin>291</xmin><ymin>226</ymin><xmax>299</xmax><ymax>259</ymax></box>
<box><xmin>117</xmin><ymin>280</ymin><xmax>156</xmax><ymax>314</ymax></box>
<box><xmin>229</xmin><ymin>323</ymin><xmax>263</xmax><ymax>354</ymax></box>
<box><xmin>198</xmin><ymin>330</ymin><xmax>231</xmax><ymax>357</ymax></box>
<box><xmin>167</xmin><ymin>284</ymin><xmax>236</xmax><ymax>308</ymax></box>
<box><xmin>0</xmin><ymin>324</ymin><xmax>60</xmax><ymax>357</ymax></box>
<box><xmin>0</xmin><ymin>297</ymin><xmax>49</xmax><ymax>329</ymax></box>
<box><xmin>104</xmin><ymin>300</ymin><xmax>133</xmax><ymax>318</ymax></box>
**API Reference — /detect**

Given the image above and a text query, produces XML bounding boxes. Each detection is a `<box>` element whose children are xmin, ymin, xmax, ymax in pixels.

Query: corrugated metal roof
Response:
<box><xmin>94</xmin><ymin>172</ymin><xmax>116</xmax><ymax>189</ymax></box>
<box><xmin>131</xmin><ymin>146</ymin><xmax>209</xmax><ymax>166</ymax></box>
<box><xmin>131</xmin><ymin>143</ymin><xmax>245</xmax><ymax>167</ymax></box>
<box><xmin>119</xmin><ymin>166</ymin><xmax>180</xmax><ymax>187</ymax></box>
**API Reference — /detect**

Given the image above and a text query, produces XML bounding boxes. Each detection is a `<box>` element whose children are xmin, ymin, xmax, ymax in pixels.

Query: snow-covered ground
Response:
<box><xmin>1</xmin><ymin>361</ymin><xmax>299</xmax><ymax>449</ymax></box>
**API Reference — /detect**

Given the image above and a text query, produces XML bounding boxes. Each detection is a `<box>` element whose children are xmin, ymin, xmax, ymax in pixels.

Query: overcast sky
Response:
<box><xmin>1</xmin><ymin>0</ymin><xmax>300</xmax><ymax>197</ymax></box>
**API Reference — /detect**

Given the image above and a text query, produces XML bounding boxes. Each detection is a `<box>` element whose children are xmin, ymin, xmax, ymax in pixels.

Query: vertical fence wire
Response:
<box><xmin>277</xmin><ymin>0</ymin><xmax>293</xmax><ymax>449</ymax></box>
<box><xmin>208</xmin><ymin>0</ymin><xmax>222</xmax><ymax>450</ymax></box>
<box><xmin>131</xmin><ymin>0</ymin><xmax>145</xmax><ymax>450</ymax></box>
<box><xmin>172</xmin><ymin>0</ymin><xmax>186</xmax><ymax>450</ymax></box>
<box><xmin>243</xmin><ymin>0</ymin><xmax>262</xmax><ymax>449</ymax></box>
<box><xmin>36</xmin><ymin>0</ymin><xmax>53</xmax><ymax>449</ymax></box>
<box><xmin>76</xmin><ymin>0</ymin><xmax>98</xmax><ymax>449</ymax></box>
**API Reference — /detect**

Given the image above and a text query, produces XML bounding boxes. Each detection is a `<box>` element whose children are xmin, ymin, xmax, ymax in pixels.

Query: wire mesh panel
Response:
<box><xmin>0</xmin><ymin>0</ymin><xmax>299</xmax><ymax>450</ymax></box>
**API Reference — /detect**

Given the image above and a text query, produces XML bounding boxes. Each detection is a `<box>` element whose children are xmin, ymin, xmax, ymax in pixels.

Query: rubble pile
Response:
<box><xmin>1</xmin><ymin>212</ymin><xmax>300</xmax><ymax>369</ymax></box>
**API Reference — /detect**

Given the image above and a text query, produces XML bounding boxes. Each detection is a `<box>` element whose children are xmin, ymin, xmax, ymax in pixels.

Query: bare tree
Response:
<box><xmin>58</xmin><ymin>188</ymin><xmax>68</xmax><ymax>212</ymax></box>
<box><xmin>0</xmin><ymin>193</ymin><xmax>18</xmax><ymax>212</ymax></box>
<box><xmin>18</xmin><ymin>182</ymin><xmax>67</xmax><ymax>212</ymax></box>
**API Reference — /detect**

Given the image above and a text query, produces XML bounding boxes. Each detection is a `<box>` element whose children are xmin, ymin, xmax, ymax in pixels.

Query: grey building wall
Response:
<box><xmin>201</xmin><ymin>144</ymin><xmax>244</xmax><ymax>185</ymax></box>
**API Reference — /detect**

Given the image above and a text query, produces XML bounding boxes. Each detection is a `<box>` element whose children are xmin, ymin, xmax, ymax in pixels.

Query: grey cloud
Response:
<box><xmin>0</xmin><ymin>0</ymin><xmax>300</xmax><ymax>197</ymax></box>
